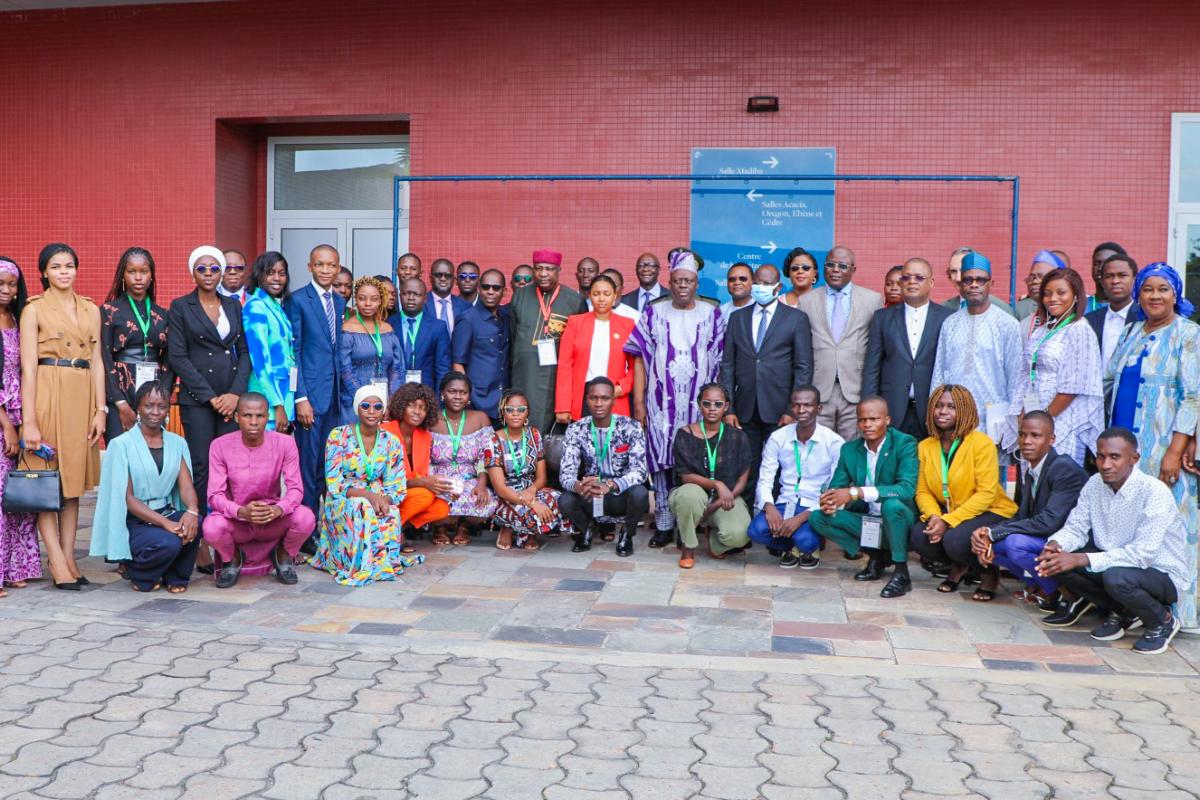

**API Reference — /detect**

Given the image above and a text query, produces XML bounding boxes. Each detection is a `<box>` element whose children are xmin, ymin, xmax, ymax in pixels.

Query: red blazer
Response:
<box><xmin>554</xmin><ymin>311</ymin><xmax>635</xmax><ymax>420</ymax></box>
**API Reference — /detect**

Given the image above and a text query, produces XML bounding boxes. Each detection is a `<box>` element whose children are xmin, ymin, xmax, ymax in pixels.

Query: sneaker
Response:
<box><xmin>798</xmin><ymin>553</ymin><xmax>821</xmax><ymax>570</ymax></box>
<box><xmin>1090</xmin><ymin>612</ymin><xmax>1135</xmax><ymax>641</ymax></box>
<box><xmin>1042</xmin><ymin>597</ymin><xmax>1094</xmax><ymax>628</ymax></box>
<box><xmin>1133</xmin><ymin>614</ymin><xmax>1181</xmax><ymax>655</ymax></box>
<box><xmin>779</xmin><ymin>550</ymin><xmax>800</xmax><ymax>569</ymax></box>
<box><xmin>1034</xmin><ymin>594</ymin><xmax>1061</xmax><ymax>614</ymax></box>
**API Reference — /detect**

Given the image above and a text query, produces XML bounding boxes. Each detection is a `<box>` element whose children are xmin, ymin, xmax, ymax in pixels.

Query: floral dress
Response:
<box><xmin>428</xmin><ymin>426</ymin><xmax>498</xmax><ymax>518</ymax></box>
<box><xmin>311</xmin><ymin>425</ymin><xmax>424</xmax><ymax>585</ymax></box>
<box><xmin>484</xmin><ymin>427</ymin><xmax>572</xmax><ymax>543</ymax></box>
<box><xmin>0</xmin><ymin>328</ymin><xmax>39</xmax><ymax>587</ymax></box>
<box><xmin>100</xmin><ymin>297</ymin><xmax>172</xmax><ymax>444</ymax></box>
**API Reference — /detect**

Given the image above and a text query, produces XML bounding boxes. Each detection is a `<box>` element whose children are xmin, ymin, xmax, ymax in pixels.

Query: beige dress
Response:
<box><xmin>20</xmin><ymin>293</ymin><xmax>101</xmax><ymax>498</ymax></box>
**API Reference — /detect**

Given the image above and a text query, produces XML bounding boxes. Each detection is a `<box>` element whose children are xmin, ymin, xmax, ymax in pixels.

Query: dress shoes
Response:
<box><xmin>572</xmin><ymin>529</ymin><xmax>593</xmax><ymax>553</ymax></box>
<box><xmin>215</xmin><ymin>550</ymin><xmax>243</xmax><ymax>589</ymax></box>
<box><xmin>271</xmin><ymin>547</ymin><xmax>299</xmax><ymax>585</ymax></box>
<box><xmin>879</xmin><ymin>571</ymin><xmax>911</xmax><ymax>598</ymax></box>
<box><xmin>854</xmin><ymin>555</ymin><xmax>886</xmax><ymax>582</ymax></box>
<box><xmin>616</xmin><ymin>529</ymin><xmax>634</xmax><ymax>557</ymax></box>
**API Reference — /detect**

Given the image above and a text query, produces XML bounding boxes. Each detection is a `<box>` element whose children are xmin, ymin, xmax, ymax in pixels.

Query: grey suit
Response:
<box><xmin>796</xmin><ymin>284</ymin><xmax>884</xmax><ymax>439</ymax></box>
<box><xmin>862</xmin><ymin>301</ymin><xmax>954</xmax><ymax>438</ymax></box>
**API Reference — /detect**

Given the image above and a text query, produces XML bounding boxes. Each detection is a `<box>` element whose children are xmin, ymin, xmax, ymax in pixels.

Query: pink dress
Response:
<box><xmin>0</xmin><ymin>327</ymin><xmax>40</xmax><ymax>586</ymax></box>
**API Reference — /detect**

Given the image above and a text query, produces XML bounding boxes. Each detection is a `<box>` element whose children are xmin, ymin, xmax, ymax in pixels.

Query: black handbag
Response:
<box><xmin>542</xmin><ymin>421</ymin><xmax>568</xmax><ymax>473</ymax></box>
<box><xmin>3</xmin><ymin>454</ymin><xmax>63</xmax><ymax>514</ymax></box>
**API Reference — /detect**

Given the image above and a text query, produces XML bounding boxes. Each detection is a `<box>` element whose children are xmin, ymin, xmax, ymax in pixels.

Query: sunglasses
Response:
<box><xmin>727</xmin><ymin>276</ymin><xmax>750</xmax><ymax>283</ymax></box>
<box><xmin>899</xmin><ymin>274</ymin><xmax>928</xmax><ymax>284</ymax></box>
<box><xmin>960</xmin><ymin>276</ymin><xmax>991</xmax><ymax>286</ymax></box>
<box><xmin>790</xmin><ymin>264</ymin><xmax>816</xmax><ymax>272</ymax></box>
<box><xmin>359</xmin><ymin>402</ymin><xmax>385</xmax><ymax>411</ymax></box>
<box><xmin>699</xmin><ymin>399</ymin><xmax>727</xmax><ymax>409</ymax></box>
<box><xmin>224</xmin><ymin>265</ymin><xmax>246</xmax><ymax>273</ymax></box>
<box><xmin>193</xmin><ymin>265</ymin><xmax>222</xmax><ymax>275</ymax></box>
<box><xmin>480</xmin><ymin>283</ymin><xmax>504</xmax><ymax>291</ymax></box>
<box><xmin>432</xmin><ymin>272</ymin><xmax>453</xmax><ymax>280</ymax></box>
<box><xmin>824</xmin><ymin>261</ymin><xmax>852</xmax><ymax>271</ymax></box>
<box><xmin>503</xmin><ymin>405</ymin><xmax>529</xmax><ymax>414</ymax></box>
<box><xmin>457</xmin><ymin>272</ymin><xmax>479</xmax><ymax>280</ymax></box>
<box><xmin>512</xmin><ymin>276</ymin><xmax>533</xmax><ymax>285</ymax></box>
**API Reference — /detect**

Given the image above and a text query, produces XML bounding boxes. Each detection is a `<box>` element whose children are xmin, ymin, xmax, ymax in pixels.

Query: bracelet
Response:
<box><xmin>183</xmin><ymin>509</ymin><xmax>200</xmax><ymax>518</ymax></box>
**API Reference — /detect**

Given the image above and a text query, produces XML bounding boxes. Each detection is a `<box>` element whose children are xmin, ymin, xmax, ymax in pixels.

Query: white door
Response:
<box><xmin>269</xmin><ymin>221</ymin><xmax>345</xmax><ymax>292</ymax></box>
<box><xmin>1172</xmin><ymin>213</ymin><xmax>1200</xmax><ymax>316</ymax></box>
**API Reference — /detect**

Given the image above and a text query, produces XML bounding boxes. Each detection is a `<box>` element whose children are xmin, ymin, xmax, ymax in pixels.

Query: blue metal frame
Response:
<box><xmin>393</xmin><ymin>173</ymin><xmax>1021</xmax><ymax>303</ymax></box>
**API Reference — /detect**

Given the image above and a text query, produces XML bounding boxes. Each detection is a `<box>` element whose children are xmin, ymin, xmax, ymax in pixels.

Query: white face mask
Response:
<box><xmin>750</xmin><ymin>283</ymin><xmax>780</xmax><ymax>306</ymax></box>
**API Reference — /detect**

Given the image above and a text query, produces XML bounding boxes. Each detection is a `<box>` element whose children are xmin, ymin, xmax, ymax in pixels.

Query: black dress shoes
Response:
<box><xmin>854</xmin><ymin>555</ymin><xmax>886</xmax><ymax>582</ymax></box>
<box><xmin>647</xmin><ymin>530</ymin><xmax>673</xmax><ymax>549</ymax></box>
<box><xmin>879</xmin><ymin>571</ymin><xmax>911</xmax><ymax>598</ymax></box>
<box><xmin>215</xmin><ymin>550</ymin><xmax>243</xmax><ymax>589</ymax></box>
<box><xmin>616</xmin><ymin>529</ymin><xmax>634</xmax><ymax>557</ymax></box>
<box><xmin>572</xmin><ymin>529</ymin><xmax>593</xmax><ymax>553</ymax></box>
<box><xmin>271</xmin><ymin>547</ymin><xmax>299</xmax><ymax>585</ymax></box>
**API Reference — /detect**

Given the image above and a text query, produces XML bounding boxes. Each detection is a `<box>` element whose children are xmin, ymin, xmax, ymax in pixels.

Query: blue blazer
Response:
<box><xmin>388</xmin><ymin>309</ymin><xmax>451</xmax><ymax>389</ymax></box>
<box><xmin>284</xmin><ymin>283</ymin><xmax>345</xmax><ymax>415</ymax></box>
<box><xmin>424</xmin><ymin>292</ymin><xmax>472</xmax><ymax>332</ymax></box>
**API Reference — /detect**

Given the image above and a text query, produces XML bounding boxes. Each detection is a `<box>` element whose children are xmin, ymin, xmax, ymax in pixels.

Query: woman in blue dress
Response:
<box><xmin>1107</xmin><ymin>261</ymin><xmax>1200</xmax><ymax>631</ymax></box>
<box><xmin>338</xmin><ymin>276</ymin><xmax>402</xmax><ymax>424</ymax></box>
<box><xmin>242</xmin><ymin>251</ymin><xmax>296</xmax><ymax>432</ymax></box>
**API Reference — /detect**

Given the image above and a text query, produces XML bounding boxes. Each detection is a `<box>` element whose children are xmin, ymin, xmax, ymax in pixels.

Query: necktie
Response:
<box><xmin>1021</xmin><ymin>471</ymin><xmax>1036</xmax><ymax>515</ymax></box>
<box><xmin>322</xmin><ymin>291</ymin><xmax>337</xmax><ymax>345</ymax></box>
<box><xmin>438</xmin><ymin>298</ymin><xmax>447</xmax><ymax>320</ymax></box>
<box><xmin>641</xmin><ymin>290</ymin><xmax>651</xmax><ymax>311</ymax></box>
<box><xmin>830</xmin><ymin>291</ymin><xmax>847</xmax><ymax>342</ymax></box>
<box><xmin>406</xmin><ymin>317</ymin><xmax>416</xmax><ymax>359</ymax></box>
<box><xmin>754</xmin><ymin>308</ymin><xmax>769</xmax><ymax>351</ymax></box>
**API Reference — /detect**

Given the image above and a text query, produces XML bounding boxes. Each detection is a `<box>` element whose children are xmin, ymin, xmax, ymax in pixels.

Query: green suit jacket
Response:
<box><xmin>827</xmin><ymin>427</ymin><xmax>918</xmax><ymax>513</ymax></box>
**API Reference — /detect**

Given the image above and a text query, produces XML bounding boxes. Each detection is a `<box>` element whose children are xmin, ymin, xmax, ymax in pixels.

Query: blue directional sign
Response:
<box><xmin>690</xmin><ymin>147</ymin><xmax>836</xmax><ymax>303</ymax></box>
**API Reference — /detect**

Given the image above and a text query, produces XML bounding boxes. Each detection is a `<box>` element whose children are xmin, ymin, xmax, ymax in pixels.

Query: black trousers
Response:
<box><xmin>741</xmin><ymin>414</ymin><xmax>778</xmax><ymax>505</ymax></box>
<box><xmin>127</xmin><ymin>511</ymin><xmax>200</xmax><ymax>591</ymax></box>
<box><xmin>909</xmin><ymin>512</ymin><xmax>1009</xmax><ymax>573</ymax></box>
<box><xmin>1058</xmin><ymin>565</ymin><xmax>1177</xmax><ymax>628</ymax></box>
<box><xmin>179</xmin><ymin>404</ymin><xmax>238</xmax><ymax>516</ymax></box>
<box><xmin>899</xmin><ymin>399</ymin><xmax>926</xmax><ymax>439</ymax></box>
<box><xmin>559</xmin><ymin>485</ymin><xmax>650</xmax><ymax>538</ymax></box>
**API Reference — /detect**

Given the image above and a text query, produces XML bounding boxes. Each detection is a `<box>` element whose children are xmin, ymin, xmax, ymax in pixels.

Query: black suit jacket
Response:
<box><xmin>989</xmin><ymin>449</ymin><xmax>1087</xmax><ymax>541</ymax></box>
<box><xmin>167</xmin><ymin>290</ymin><xmax>251</xmax><ymax>407</ymax></box>
<box><xmin>719</xmin><ymin>302</ymin><xmax>813</xmax><ymax>423</ymax></box>
<box><xmin>1085</xmin><ymin>305</ymin><xmax>1133</xmax><ymax>418</ymax></box>
<box><xmin>861</xmin><ymin>302</ymin><xmax>953</xmax><ymax>436</ymax></box>
<box><xmin>620</xmin><ymin>284</ymin><xmax>668</xmax><ymax>312</ymax></box>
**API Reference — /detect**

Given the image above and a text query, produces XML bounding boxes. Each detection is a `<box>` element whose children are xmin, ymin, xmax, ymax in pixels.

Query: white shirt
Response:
<box><xmin>586</xmin><ymin>319</ymin><xmax>610</xmax><ymax>381</ymax></box>
<box><xmin>1049</xmin><ymin>469</ymin><xmax>1191</xmax><ymax>595</ymax></box>
<box><xmin>861</xmin><ymin>439</ymin><xmax>883</xmax><ymax>515</ymax></box>
<box><xmin>612</xmin><ymin>303</ymin><xmax>640</xmax><ymax>321</ymax></box>
<box><xmin>214</xmin><ymin>303</ymin><xmax>231</xmax><ymax>339</ymax></box>
<box><xmin>752</xmin><ymin>300</ymin><xmax>778</xmax><ymax>346</ymax></box>
<box><xmin>637</xmin><ymin>284</ymin><xmax>664</xmax><ymax>311</ymax></box>
<box><xmin>434</xmin><ymin>294</ymin><xmax>456</xmax><ymax>333</ymax></box>
<box><xmin>1025</xmin><ymin>454</ymin><xmax>1046</xmax><ymax>495</ymax></box>
<box><xmin>1102</xmin><ymin>301</ymin><xmax>1132</xmax><ymax>368</ymax></box>
<box><xmin>720</xmin><ymin>299</ymin><xmax>754</xmax><ymax>317</ymax></box>
<box><xmin>824</xmin><ymin>285</ymin><xmax>852</xmax><ymax>331</ymax></box>
<box><xmin>904</xmin><ymin>301</ymin><xmax>930</xmax><ymax>398</ymax></box>
<box><xmin>756</xmin><ymin>423</ymin><xmax>844</xmax><ymax>511</ymax></box>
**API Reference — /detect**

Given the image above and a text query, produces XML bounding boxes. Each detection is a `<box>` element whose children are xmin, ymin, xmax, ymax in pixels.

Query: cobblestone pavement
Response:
<box><xmin>2</xmin><ymin>613</ymin><xmax>1200</xmax><ymax>800</ymax></box>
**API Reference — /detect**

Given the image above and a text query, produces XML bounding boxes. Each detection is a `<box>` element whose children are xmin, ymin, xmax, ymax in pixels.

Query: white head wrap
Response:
<box><xmin>188</xmin><ymin>245</ymin><xmax>227</xmax><ymax>273</ymax></box>
<box><xmin>353</xmin><ymin>383</ymin><xmax>387</xmax><ymax>411</ymax></box>
<box><xmin>669</xmin><ymin>250</ymin><xmax>698</xmax><ymax>274</ymax></box>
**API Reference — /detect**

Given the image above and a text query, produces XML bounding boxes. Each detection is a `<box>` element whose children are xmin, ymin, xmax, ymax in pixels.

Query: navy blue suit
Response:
<box><xmin>284</xmin><ymin>283</ymin><xmax>345</xmax><ymax>514</ymax></box>
<box><xmin>451</xmin><ymin>304</ymin><xmax>511</xmax><ymax>420</ymax></box>
<box><xmin>424</xmin><ymin>292</ymin><xmax>472</xmax><ymax>335</ymax></box>
<box><xmin>389</xmin><ymin>309</ymin><xmax>451</xmax><ymax>390</ymax></box>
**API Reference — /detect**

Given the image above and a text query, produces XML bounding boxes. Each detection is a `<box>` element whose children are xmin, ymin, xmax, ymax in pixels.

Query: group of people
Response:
<box><xmin>0</xmin><ymin>238</ymin><xmax>1193</xmax><ymax>657</ymax></box>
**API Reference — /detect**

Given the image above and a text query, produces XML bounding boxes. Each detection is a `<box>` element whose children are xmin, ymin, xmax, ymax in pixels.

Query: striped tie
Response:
<box><xmin>323</xmin><ymin>291</ymin><xmax>337</xmax><ymax>345</ymax></box>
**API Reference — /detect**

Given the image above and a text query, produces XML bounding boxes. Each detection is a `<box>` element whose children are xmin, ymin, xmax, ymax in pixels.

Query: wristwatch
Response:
<box><xmin>849</xmin><ymin>487</ymin><xmax>860</xmax><ymax>500</ymax></box>
<box><xmin>605</xmin><ymin>479</ymin><xmax>618</xmax><ymax>493</ymax></box>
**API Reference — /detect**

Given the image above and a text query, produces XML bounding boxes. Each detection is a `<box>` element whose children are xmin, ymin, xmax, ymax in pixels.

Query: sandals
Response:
<box><xmin>431</xmin><ymin>529</ymin><xmax>451</xmax><ymax>546</ymax></box>
<box><xmin>166</xmin><ymin>584</ymin><xmax>188</xmax><ymax>594</ymax></box>
<box><xmin>971</xmin><ymin>588</ymin><xmax>996</xmax><ymax>602</ymax></box>
<box><xmin>452</xmin><ymin>523</ymin><xmax>471</xmax><ymax>547</ymax></box>
<box><xmin>132</xmin><ymin>582</ymin><xmax>162</xmax><ymax>593</ymax></box>
<box><xmin>495</xmin><ymin>528</ymin><xmax>513</xmax><ymax>551</ymax></box>
<box><xmin>520</xmin><ymin>537</ymin><xmax>541</xmax><ymax>551</ymax></box>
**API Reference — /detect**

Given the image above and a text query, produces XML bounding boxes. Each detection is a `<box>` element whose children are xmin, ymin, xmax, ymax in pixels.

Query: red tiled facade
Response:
<box><xmin>0</xmin><ymin>0</ymin><xmax>1196</xmax><ymax>302</ymax></box>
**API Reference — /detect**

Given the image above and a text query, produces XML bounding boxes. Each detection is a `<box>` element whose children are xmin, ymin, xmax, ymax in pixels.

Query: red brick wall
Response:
<box><xmin>0</xmin><ymin>0</ymin><xmax>1196</xmax><ymax>303</ymax></box>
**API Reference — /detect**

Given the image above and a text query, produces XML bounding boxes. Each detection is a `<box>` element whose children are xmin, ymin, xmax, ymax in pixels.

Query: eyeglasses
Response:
<box><xmin>899</xmin><ymin>274</ymin><xmax>928</xmax><ymax>284</ymax></box>
<box><xmin>699</xmin><ymin>399</ymin><xmax>727</xmax><ymax>409</ymax></box>
<box><xmin>790</xmin><ymin>264</ymin><xmax>816</xmax><ymax>272</ymax></box>
<box><xmin>193</xmin><ymin>265</ymin><xmax>222</xmax><ymax>275</ymax></box>
<box><xmin>431</xmin><ymin>272</ymin><xmax>453</xmax><ymax>280</ymax></box>
<box><xmin>727</xmin><ymin>276</ymin><xmax>750</xmax><ymax>283</ymax></box>
<box><xmin>359</xmin><ymin>402</ymin><xmax>384</xmax><ymax>411</ymax></box>
<box><xmin>512</xmin><ymin>276</ymin><xmax>533</xmax><ymax>285</ymax></box>
<box><xmin>480</xmin><ymin>283</ymin><xmax>504</xmax><ymax>291</ymax></box>
<box><xmin>457</xmin><ymin>272</ymin><xmax>479</xmax><ymax>280</ymax></box>
<box><xmin>824</xmin><ymin>261</ymin><xmax>852</xmax><ymax>271</ymax></box>
<box><xmin>960</xmin><ymin>276</ymin><xmax>991</xmax><ymax>286</ymax></box>
<box><xmin>503</xmin><ymin>405</ymin><xmax>529</xmax><ymax>414</ymax></box>
<box><xmin>224</xmin><ymin>265</ymin><xmax>246</xmax><ymax>273</ymax></box>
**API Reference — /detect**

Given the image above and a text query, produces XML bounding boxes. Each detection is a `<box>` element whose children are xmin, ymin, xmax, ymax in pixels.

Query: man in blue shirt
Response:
<box><xmin>389</xmin><ymin>277</ymin><xmax>450</xmax><ymax>390</ymax></box>
<box><xmin>452</xmin><ymin>269</ymin><xmax>510</xmax><ymax>423</ymax></box>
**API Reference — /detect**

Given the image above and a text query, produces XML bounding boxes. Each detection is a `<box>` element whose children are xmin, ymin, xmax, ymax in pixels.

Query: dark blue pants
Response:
<box><xmin>128</xmin><ymin>511</ymin><xmax>200</xmax><ymax>591</ymax></box>
<box><xmin>295</xmin><ymin>403</ymin><xmax>338</xmax><ymax>516</ymax></box>
<box><xmin>748</xmin><ymin>503</ymin><xmax>820</xmax><ymax>554</ymax></box>
<box><xmin>992</xmin><ymin>533</ymin><xmax>1057</xmax><ymax>595</ymax></box>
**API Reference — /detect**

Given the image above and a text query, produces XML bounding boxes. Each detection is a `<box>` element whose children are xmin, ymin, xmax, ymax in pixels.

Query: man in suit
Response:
<box><xmin>284</xmin><ymin>243</ymin><xmax>345</xmax><ymax>528</ymax></box>
<box><xmin>719</xmin><ymin>263</ymin><xmax>813</xmax><ymax>499</ymax></box>
<box><xmin>1086</xmin><ymin>253</ymin><xmax>1137</xmax><ymax>411</ymax></box>
<box><xmin>796</xmin><ymin>245</ymin><xmax>883</xmax><ymax>440</ymax></box>
<box><xmin>862</xmin><ymin>257</ymin><xmax>953</xmax><ymax>438</ymax></box>
<box><xmin>972</xmin><ymin>411</ymin><xmax>1087</xmax><ymax>608</ymax></box>
<box><xmin>620</xmin><ymin>252</ymin><xmax>667</xmax><ymax>312</ymax></box>
<box><xmin>452</xmin><ymin>269</ymin><xmax>510</xmax><ymax>422</ymax></box>
<box><xmin>426</xmin><ymin>258</ymin><xmax>471</xmax><ymax>335</ymax></box>
<box><xmin>391</xmin><ymin>277</ymin><xmax>451</xmax><ymax>390</ymax></box>
<box><xmin>811</xmin><ymin>397</ymin><xmax>920</xmax><ymax>598</ymax></box>
<box><xmin>396</xmin><ymin>252</ymin><xmax>421</xmax><ymax>283</ymax></box>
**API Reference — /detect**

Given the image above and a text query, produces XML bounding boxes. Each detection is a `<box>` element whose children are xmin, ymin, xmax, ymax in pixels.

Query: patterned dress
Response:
<box><xmin>100</xmin><ymin>296</ymin><xmax>172</xmax><ymax>443</ymax></box>
<box><xmin>1105</xmin><ymin>317</ymin><xmax>1200</xmax><ymax>629</ymax></box>
<box><xmin>311</xmin><ymin>425</ymin><xmax>423</xmax><ymax>585</ymax></box>
<box><xmin>428</xmin><ymin>426</ymin><xmax>498</xmax><ymax>518</ymax></box>
<box><xmin>0</xmin><ymin>328</ymin><xmax>39</xmax><ymax>586</ymax></box>
<box><xmin>484</xmin><ymin>427</ymin><xmax>572</xmax><ymax>542</ymax></box>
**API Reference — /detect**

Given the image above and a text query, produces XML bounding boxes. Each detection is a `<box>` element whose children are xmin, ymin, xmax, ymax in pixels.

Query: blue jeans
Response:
<box><xmin>993</xmin><ymin>533</ymin><xmax>1057</xmax><ymax>595</ymax></box>
<box><xmin>748</xmin><ymin>503</ymin><xmax>820</xmax><ymax>554</ymax></box>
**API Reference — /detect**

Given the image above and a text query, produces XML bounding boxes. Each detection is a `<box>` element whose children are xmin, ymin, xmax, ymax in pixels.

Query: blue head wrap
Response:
<box><xmin>1031</xmin><ymin>249</ymin><xmax>1065</xmax><ymax>270</ymax></box>
<box><xmin>960</xmin><ymin>252</ymin><xmax>991</xmax><ymax>274</ymax></box>
<box><xmin>1133</xmin><ymin>262</ymin><xmax>1195</xmax><ymax>321</ymax></box>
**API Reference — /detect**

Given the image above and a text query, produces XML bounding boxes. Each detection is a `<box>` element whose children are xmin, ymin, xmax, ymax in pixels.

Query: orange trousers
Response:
<box><xmin>400</xmin><ymin>487</ymin><xmax>450</xmax><ymax>529</ymax></box>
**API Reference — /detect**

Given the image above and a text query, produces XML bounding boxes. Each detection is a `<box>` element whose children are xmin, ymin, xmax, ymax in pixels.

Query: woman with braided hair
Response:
<box><xmin>337</xmin><ymin>275</ymin><xmax>402</xmax><ymax>424</ymax></box>
<box><xmin>910</xmin><ymin>384</ymin><xmax>1016</xmax><ymax>601</ymax></box>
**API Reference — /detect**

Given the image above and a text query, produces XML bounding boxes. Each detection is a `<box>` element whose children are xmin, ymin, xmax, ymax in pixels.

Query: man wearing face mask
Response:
<box><xmin>719</xmin><ymin>264</ymin><xmax>813</xmax><ymax>499</ymax></box>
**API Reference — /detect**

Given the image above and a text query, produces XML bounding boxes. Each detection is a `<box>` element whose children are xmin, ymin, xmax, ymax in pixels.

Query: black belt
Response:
<box><xmin>39</xmin><ymin>358</ymin><xmax>90</xmax><ymax>369</ymax></box>
<box><xmin>114</xmin><ymin>353</ymin><xmax>159</xmax><ymax>365</ymax></box>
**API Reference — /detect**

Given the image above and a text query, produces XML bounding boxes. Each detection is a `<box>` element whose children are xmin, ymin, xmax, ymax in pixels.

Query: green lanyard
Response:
<box><xmin>792</xmin><ymin>439</ymin><xmax>815</xmax><ymax>494</ymax></box>
<box><xmin>591</xmin><ymin>419</ymin><xmax>614</xmax><ymax>479</ymax></box>
<box><xmin>357</xmin><ymin>312</ymin><xmax>384</xmax><ymax>374</ymax></box>
<box><xmin>355</xmin><ymin>423</ymin><xmax>380</xmax><ymax>482</ymax></box>
<box><xmin>402</xmin><ymin>312</ymin><xmax>423</xmax><ymax>368</ymax></box>
<box><xmin>127</xmin><ymin>295</ymin><xmax>152</xmax><ymax>360</ymax></box>
<box><xmin>940</xmin><ymin>438</ymin><xmax>961</xmax><ymax>503</ymax></box>
<box><xmin>443</xmin><ymin>410</ymin><xmax>465</xmax><ymax>465</ymax></box>
<box><xmin>1029</xmin><ymin>313</ymin><xmax>1075</xmax><ymax>383</ymax></box>
<box><xmin>502</xmin><ymin>430</ymin><xmax>528</xmax><ymax>476</ymax></box>
<box><xmin>701</xmin><ymin>423</ymin><xmax>724</xmax><ymax>478</ymax></box>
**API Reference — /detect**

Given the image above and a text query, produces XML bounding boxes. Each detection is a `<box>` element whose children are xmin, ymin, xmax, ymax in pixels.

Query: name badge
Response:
<box><xmin>592</xmin><ymin>496</ymin><xmax>605</xmax><ymax>518</ymax></box>
<box><xmin>1023</xmin><ymin>392</ymin><xmax>1041</xmax><ymax>414</ymax></box>
<box><xmin>406</xmin><ymin>370</ymin><xmax>423</xmax><ymax>385</ymax></box>
<box><xmin>448</xmin><ymin>477</ymin><xmax>465</xmax><ymax>497</ymax></box>
<box><xmin>134</xmin><ymin>362</ymin><xmax>157</xmax><ymax>391</ymax></box>
<box><xmin>289</xmin><ymin>367</ymin><xmax>299</xmax><ymax>392</ymax></box>
<box><xmin>537</xmin><ymin>338</ymin><xmax>558</xmax><ymax>366</ymax></box>
<box><xmin>783</xmin><ymin>499</ymin><xmax>797</xmax><ymax>519</ymax></box>
<box><xmin>860</xmin><ymin>515</ymin><xmax>883</xmax><ymax>549</ymax></box>
<box><xmin>367</xmin><ymin>382</ymin><xmax>388</xmax><ymax>404</ymax></box>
